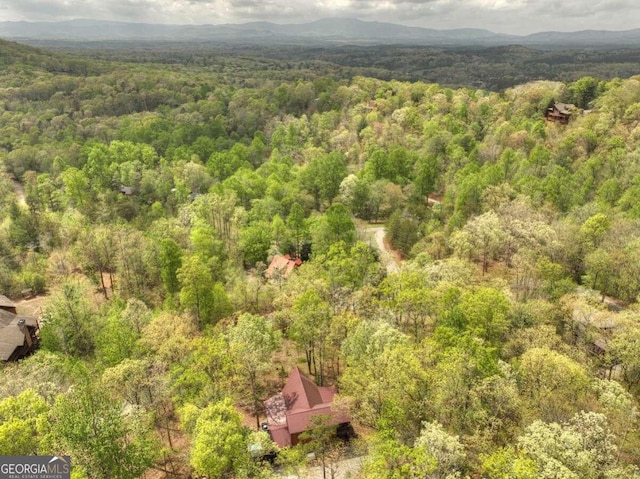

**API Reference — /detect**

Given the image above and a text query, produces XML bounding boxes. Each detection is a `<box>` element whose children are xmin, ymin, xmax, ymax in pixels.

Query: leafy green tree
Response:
<box><xmin>190</xmin><ymin>224</ymin><xmax>226</xmax><ymax>283</ymax></box>
<box><xmin>189</xmin><ymin>398</ymin><xmax>250</xmax><ymax>479</ymax></box>
<box><xmin>596</xmin><ymin>179</ymin><xmax>622</xmax><ymax>206</ymax></box>
<box><xmin>414</xmin><ymin>421</ymin><xmax>466</xmax><ymax>479</ymax></box>
<box><xmin>173</xmin><ymin>332</ymin><xmax>233</xmax><ymax>406</ymax></box>
<box><xmin>363</xmin><ymin>147</ymin><xmax>395</xmax><ymax>182</ymax></box>
<box><xmin>580</xmin><ymin>213</ymin><xmax>610</xmax><ymax>250</ymax></box>
<box><xmin>387</xmin><ymin>211</ymin><xmax>421</xmax><ymax>257</ymax></box>
<box><xmin>427</xmin><ymin>340</ymin><xmax>497</xmax><ymax>433</ymax></box>
<box><xmin>311</xmin><ymin>203</ymin><xmax>356</xmax><ymax>256</ymax></box>
<box><xmin>584</xmin><ymin>248</ymin><xmax>616</xmax><ymax>300</ymax></box>
<box><xmin>190</xmin><ymin>225</ymin><xmax>225</xmax><ymax>261</ymax></box>
<box><xmin>159</xmin><ymin>238</ymin><xmax>183</xmax><ymax>295</ymax></box>
<box><xmin>528</xmin><ymin>145</ymin><xmax>551</xmax><ymax>177</ymax></box>
<box><xmin>35</xmin><ymin>172</ymin><xmax>64</xmax><ymax>211</ymax></box>
<box><xmin>451</xmin><ymin>211</ymin><xmax>506</xmax><ymax>274</ymax></box>
<box><xmin>228</xmin><ymin>313</ymin><xmax>280</xmax><ymax>428</ymax></box>
<box><xmin>40</xmin><ymin>280</ymin><xmax>96</xmax><ymax>357</ymax></box>
<box><xmin>193</xmin><ymin>192</ymin><xmax>238</xmax><ymax>252</ymax></box>
<box><xmin>457</xmin><ymin>287</ymin><xmax>511</xmax><ymax>345</ymax></box>
<box><xmin>220</xmin><ymin>168</ymin><xmax>266</xmax><ymax>209</ymax></box>
<box><xmin>471</xmin><ymin>364</ymin><xmax>524</xmax><ymax>444</ymax></box>
<box><xmin>179</xmin><ymin>161</ymin><xmax>212</xmax><ymax>194</ymax></box>
<box><xmin>96</xmin><ymin>307</ymin><xmax>139</xmax><ymax>366</ymax></box>
<box><xmin>517</xmin><ymin>348</ymin><xmax>590</xmax><ymax>423</ymax></box>
<box><xmin>179</xmin><ymin>255</ymin><xmax>232</xmax><ymax>327</ymax></box>
<box><xmin>378</xmin><ymin>271</ymin><xmax>433</xmax><ymax>342</ymax></box>
<box><xmin>207</xmin><ymin>145</ymin><xmax>250</xmax><ymax>181</ymax></box>
<box><xmin>114</xmin><ymin>227</ymin><xmax>160</xmax><ymax>300</ymax></box>
<box><xmin>248</xmin><ymin>135</ymin><xmax>267</xmax><ymax>168</ymax></box>
<box><xmin>96</xmin><ymin>299</ymin><xmax>151</xmax><ymax>366</ymax></box>
<box><xmin>299</xmin><ymin>416</ymin><xmax>348</xmax><ymax>479</ymax></box>
<box><xmin>610</xmin><ymin>326</ymin><xmax>640</xmax><ymax>392</ymax></box>
<box><xmin>592</xmin><ymin>379</ymin><xmax>640</xmax><ymax>458</ymax></box>
<box><xmin>413</xmin><ymin>155</ymin><xmax>440</xmax><ymax>201</ymax></box>
<box><xmin>342</xmin><ymin>322</ymin><xmax>427</xmax><ymax>437</ymax></box>
<box><xmin>314</xmin><ymin>241</ymin><xmax>380</xmax><ymax>298</ymax></box>
<box><xmin>287</xmin><ymin>202</ymin><xmax>308</xmax><ymax>258</ymax></box>
<box><xmin>340</xmin><ymin>174</ymin><xmax>381</xmax><ymax>220</ymax></box>
<box><xmin>276</xmin><ymin>444</ymin><xmax>307</xmax><ymax>478</ymax></box>
<box><xmin>139</xmin><ymin>312</ymin><xmax>198</xmax><ymax>364</ymax></box>
<box><xmin>50</xmin><ymin>383</ymin><xmax>156</xmax><ymax>479</ymax></box>
<box><xmin>290</xmin><ymin>289</ymin><xmax>332</xmax><ymax>384</ymax></box>
<box><xmin>270</xmin><ymin>214</ymin><xmax>289</xmax><ymax>253</ymax></box>
<box><xmin>7</xmin><ymin>202</ymin><xmax>40</xmax><ymax>251</ymax></box>
<box><xmin>518</xmin><ymin>412</ymin><xmax>618</xmax><ymax>479</ymax></box>
<box><xmin>300</xmin><ymin>152</ymin><xmax>347</xmax><ymax>209</ymax></box>
<box><xmin>0</xmin><ymin>350</ymin><xmax>77</xmax><ymax>401</ymax></box>
<box><xmin>77</xmin><ymin>226</ymin><xmax>117</xmax><ymax>299</ymax></box>
<box><xmin>481</xmin><ymin>447</ymin><xmax>538</xmax><ymax>479</ymax></box>
<box><xmin>100</xmin><ymin>359</ymin><xmax>169</xmax><ymax>433</ymax></box>
<box><xmin>61</xmin><ymin>167</ymin><xmax>90</xmax><ymax>208</ymax></box>
<box><xmin>240</xmin><ymin>222</ymin><xmax>272</xmax><ymax>267</ymax></box>
<box><xmin>569</xmin><ymin>76</ymin><xmax>599</xmax><ymax>109</ymax></box>
<box><xmin>454</xmin><ymin>173</ymin><xmax>484</xmax><ymax>219</ymax></box>
<box><xmin>364</xmin><ymin>429</ymin><xmax>437</xmax><ymax>479</ymax></box>
<box><xmin>0</xmin><ymin>389</ymin><xmax>50</xmax><ymax>455</ymax></box>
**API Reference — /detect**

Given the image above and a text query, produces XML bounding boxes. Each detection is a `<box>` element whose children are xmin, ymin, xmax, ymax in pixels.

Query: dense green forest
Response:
<box><xmin>23</xmin><ymin>40</ymin><xmax>640</xmax><ymax>90</ymax></box>
<box><xmin>2</xmin><ymin>37</ymin><xmax>640</xmax><ymax>478</ymax></box>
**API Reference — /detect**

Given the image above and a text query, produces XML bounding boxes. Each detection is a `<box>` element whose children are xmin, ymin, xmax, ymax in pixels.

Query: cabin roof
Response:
<box><xmin>0</xmin><ymin>309</ymin><xmax>38</xmax><ymax>361</ymax></box>
<box><xmin>265</xmin><ymin>254</ymin><xmax>302</xmax><ymax>279</ymax></box>
<box><xmin>264</xmin><ymin>367</ymin><xmax>349</xmax><ymax>447</ymax></box>
<box><xmin>0</xmin><ymin>295</ymin><xmax>15</xmax><ymax>309</ymax></box>
<box><xmin>553</xmin><ymin>102</ymin><xmax>576</xmax><ymax>115</ymax></box>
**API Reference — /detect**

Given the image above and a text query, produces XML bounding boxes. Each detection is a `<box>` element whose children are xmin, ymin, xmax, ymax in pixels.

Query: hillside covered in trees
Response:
<box><xmin>1</xmin><ymin>38</ymin><xmax>640</xmax><ymax>478</ymax></box>
<box><xmin>23</xmin><ymin>40</ymin><xmax>640</xmax><ymax>91</ymax></box>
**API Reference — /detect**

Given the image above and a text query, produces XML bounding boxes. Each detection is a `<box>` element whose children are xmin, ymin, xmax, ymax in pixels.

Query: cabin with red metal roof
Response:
<box><xmin>265</xmin><ymin>254</ymin><xmax>302</xmax><ymax>280</ymax></box>
<box><xmin>264</xmin><ymin>367</ymin><xmax>351</xmax><ymax>447</ymax></box>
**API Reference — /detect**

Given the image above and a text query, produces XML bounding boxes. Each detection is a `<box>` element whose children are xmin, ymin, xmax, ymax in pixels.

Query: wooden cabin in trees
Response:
<box><xmin>0</xmin><ymin>296</ymin><xmax>39</xmax><ymax>362</ymax></box>
<box><xmin>264</xmin><ymin>367</ymin><xmax>351</xmax><ymax>447</ymax></box>
<box><xmin>546</xmin><ymin>103</ymin><xmax>576</xmax><ymax>124</ymax></box>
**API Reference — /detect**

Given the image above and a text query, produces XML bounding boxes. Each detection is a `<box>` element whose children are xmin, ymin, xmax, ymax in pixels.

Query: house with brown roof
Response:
<box><xmin>118</xmin><ymin>185</ymin><xmax>136</xmax><ymax>196</ymax></box>
<box><xmin>0</xmin><ymin>295</ymin><xmax>17</xmax><ymax>314</ymax></box>
<box><xmin>264</xmin><ymin>367</ymin><xmax>351</xmax><ymax>447</ymax></box>
<box><xmin>0</xmin><ymin>296</ymin><xmax>39</xmax><ymax>362</ymax></box>
<box><xmin>546</xmin><ymin>103</ymin><xmax>576</xmax><ymax>124</ymax></box>
<box><xmin>265</xmin><ymin>254</ymin><xmax>302</xmax><ymax>280</ymax></box>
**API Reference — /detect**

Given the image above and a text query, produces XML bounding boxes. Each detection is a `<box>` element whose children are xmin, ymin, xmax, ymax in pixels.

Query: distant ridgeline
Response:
<box><xmin>3</xmin><ymin>19</ymin><xmax>640</xmax><ymax>90</ymax></box>
<box><xmin>3</xmin><ymin>18</ymin><xmax>640</xmax><ymax>46</ymax></box>
<box><xmin>0</xmin><ymin>38</ymin><xmax>100</xmax><ymax>74</ymax></box>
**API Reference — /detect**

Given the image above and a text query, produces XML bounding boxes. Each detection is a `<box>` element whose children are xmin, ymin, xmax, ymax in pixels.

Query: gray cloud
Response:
<box><xmin>0</xmin><ymin>0</ymin><xmax>638</xmax><ymax>33</ymax></box>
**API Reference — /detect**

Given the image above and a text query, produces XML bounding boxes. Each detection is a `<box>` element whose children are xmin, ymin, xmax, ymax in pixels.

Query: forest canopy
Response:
<box><xmin>1</xmin><ymin>38</ymin><xmax>640</xmax><ymax>478</ymax></box>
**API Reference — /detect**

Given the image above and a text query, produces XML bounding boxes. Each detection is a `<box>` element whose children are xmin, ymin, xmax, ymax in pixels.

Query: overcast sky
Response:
<box><xmin>0</xmin><ymin>0</ymin><xmax>638</xmax><ymax>35</ymax></box>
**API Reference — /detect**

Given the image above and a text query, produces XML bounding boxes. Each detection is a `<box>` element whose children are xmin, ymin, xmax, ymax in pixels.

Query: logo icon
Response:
<box><xmin>0</xmin><ymin>456</ymin><xmax>71</xmax><ymax>479</ymax></box>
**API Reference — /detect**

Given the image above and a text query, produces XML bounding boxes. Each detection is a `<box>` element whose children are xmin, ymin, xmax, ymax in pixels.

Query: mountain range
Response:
<box><xmin>1</xmin><ymin>18</ymin><xmax>640</xmax><ymax>47</ymax></box>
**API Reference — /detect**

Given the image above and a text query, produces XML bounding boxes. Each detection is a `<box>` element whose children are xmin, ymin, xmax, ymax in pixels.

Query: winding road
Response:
<box><xmin>360</xmin><ymin>225</ymin><xmax>400</xmax><ymax>274</ymax></box>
